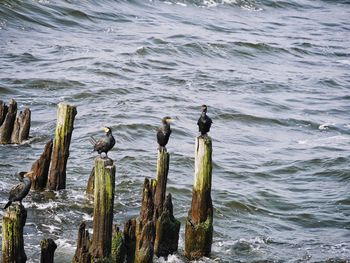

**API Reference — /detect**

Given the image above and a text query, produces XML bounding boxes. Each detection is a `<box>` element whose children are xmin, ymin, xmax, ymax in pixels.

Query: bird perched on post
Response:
<box><xmin>157</xmin><ymin>116</ymin><xmax>174</xmax><ymax>151</ymax></box>
<box><xmin>197</xmin><ymin>104</ymin><xmax>212</xmax><ymax>136</ymax></box>
<box><xmin>89</xmin><ymin>127</ymin><xmax>115</xmax><ymax>158</ymax></box>
<box><xmin>3</xmin><ymin>171</ymin><xmax>32</xmax><ymax>209</ymax></box>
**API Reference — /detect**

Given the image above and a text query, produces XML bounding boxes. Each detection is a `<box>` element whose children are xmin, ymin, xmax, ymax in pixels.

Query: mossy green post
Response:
<box><xmin>1</xmin><ymin>204</ymin><xmax>27</xmax><ymax>263</ymax></box>
<box><xmin>111</xmin><ymin>226</ymin><xmax>126</xmax><ymax>263</ymax></box>
<box><xmin>185</xmin><ymin>136</ymin><xmax>213</xmax><ymax>260</ymax></box>
<box><xmin>90</xmin><ymin>157</ymin><xmax>116</xmax><ymax>260</ymax></box>
<box><xmin>48</xmin><ymin>103</ymin><xmax>77</xmax><ymax>190</ymax></box>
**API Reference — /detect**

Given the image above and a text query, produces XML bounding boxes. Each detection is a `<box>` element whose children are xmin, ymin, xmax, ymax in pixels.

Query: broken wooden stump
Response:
<box><xmin>40</xmin><ymin>238</ymin><xmax>57</xmax><ymax>263</ymax></box>
<box><xmin>72</xmin><ymin>221</ymin><xmax>92</xmax><ymax>263</ymax></box>
<box><xmin>85</xmin><ymin>166</ymin><xmax>95</xmax><ymax>197</ymax></box>
<box><xmin>134</xmin><ymin>178</ymin><xmax>156</xmax><ymax>263</ymax></box>
<box><xmin>90</xmin><ymin>157</ymin><xmax>116</xmax><ymax>260</ymax></box>
<box><xmin>0</xmin><ymin>99</ymin><xmax>31</xmax><ymax>144</ymax></box>
<box><xmin>153</xmin><ymin>149</ymin><xmax>180</xmax><ymax>258</ymax></box>
<box><xmin>29</xmin><ymin>139</ymin><xmax>53</xmax><ymax>190</ymax></box>
<box><xmin>124</xmin><ymin>218</ymin><xmax>136</xmax><ymax>263</ymax></box>
<box><xmin>0</xmin><ymin>100</ymin><xmax>8</xmax><ymax>126</ymax></box>
<box><xmin>185</xmin><ymin>136</ymin><xmax>213</xmax><ymax>260</ymax></box>
<box><xmin>11</xmin><ymin>107</ymin><xmax>31</xmax><ymax>144</ymax></box>
<box><xmin>1</xmin><ymin>204</ymin><xmax>27</xmax><ymax>263</ymax></box>
<box><xmin>0</xmin><ymin>99</ymin><xmax>17</xmax><ymax>144</ymax></box>
<box><xmin>111</xmin><ymin>225</ymin><xmax>126</xmax><ymax>263</ymax></box>
<box><xmin>48</xmin><ymin>103</ymin><xmax>77</xmax><ymax>190</ymax></box>
<box><xmin>154</xmin><ymin>193</ymin><xmax>180</xmax><ymax>258</ymax></box>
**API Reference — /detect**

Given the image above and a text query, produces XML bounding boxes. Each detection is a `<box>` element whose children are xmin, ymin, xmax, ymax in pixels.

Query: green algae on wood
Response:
<box><xmin>1</xmin><ymin>204</ymin><xmax>27</xmax><ymax>263</ymax></box>
<box><xmin>48</xmin><ymin>103</ymin><xmax>77</xmax><ymax>190</ymax></box>
<box><xmin>111</xmin><ymin>225</ymin><xmax>126</xmax><ymax>263</ymax></box>
<box><xmin>90</xmin><ymin>157</ymin><xmax>116</xmax><ymax>260</ymax></box>
<box><xmin>185</xmin><ymin>135</ymin><xmax>213</xmax><ymax>260</ymax></box>
<box><xmin>40</xmin><ymin>238</ymin><xmax>57</xmax><ymax>263</ymax></box>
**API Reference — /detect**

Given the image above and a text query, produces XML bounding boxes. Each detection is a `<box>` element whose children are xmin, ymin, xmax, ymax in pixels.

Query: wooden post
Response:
<box><xmin>111</xmin><ymin>225</ymin><xmax>126</xmax><ymax>263</ymax></box>
<box><xmin>134</xmin><ymin>178</ymin><xmax>156</xmax><ymax>263</ymax></box>
<box><xmin>153</xmin><ymin>149</ymin><xmax>180</xmax><ymax>258</ymax></box>
<box><xmin>154</xmin><ymin>193</ymin><xmax>180</xmax><ymax>258</ymax></box>
<box><xmin>72</xmin><ymin>221</ymin><xmax>92</xmax><ymax>263</ymax></box>
<box><xmin>185</xmin><ymin>136</ymin><xmax>213</xmax><ymax>260</ymax></box>
<box><xmin>124</xmin><ymin>218</ymin><xmax>136</xmax><ymax>263</ymax></box>
<box><xmin>154</xmin><ymin>149</ymin><xmax>169</xmax><ymax>219</ymax></box>
<box><xmin>0</xmin><ymin>99</ymin><xmax>17</xmax><ymax>144</ymax></box>
<box><xmin>29</xmin><ymin>139</ymin><xmax>53</xmax><ymax>190</ymax></box>
<box><xmin>90</xmin><ymin>157</ymin><xmax>116</xmax><ymax>260</ymax></box>
<box><xmin>11</xmin><ymin>107</ymin><xmax>31</xmax><ymax>144</ymax></box>
<box><xmin>85</xmin><ymin>166</ymin><xmax>95</xmax><ymax>197</ymax></box>
<box><xmin>40</xmin><ymin>238</ymin><xmax>57</xmax><ymax>263</ymax></box>
<box><xmin>48</xmin><ymin>103</ymin><xmax>77</xmax><ymax>190</ymax></box>
<box><xmin>0</xmin><ymin>100</ymin><xmax>8</xmax><ymax>126</ymax></box>
<box><xmin>1</xmin><ymin>204</ymin><xmax>27</xmax><ymax>263</ymax></box>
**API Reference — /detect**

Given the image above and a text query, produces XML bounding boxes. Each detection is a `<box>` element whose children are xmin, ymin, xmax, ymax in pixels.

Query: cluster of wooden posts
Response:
<box><xmin>1</xmin><ymin>101</ymin><xmax>214</xmax><ymax>263</ymax></box>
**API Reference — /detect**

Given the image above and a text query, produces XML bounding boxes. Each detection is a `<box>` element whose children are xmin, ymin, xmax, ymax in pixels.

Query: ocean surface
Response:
<box><xmin>0</xmin><ymin>0</ymin><xmax>349</xmax><ymax>262</ymax></box>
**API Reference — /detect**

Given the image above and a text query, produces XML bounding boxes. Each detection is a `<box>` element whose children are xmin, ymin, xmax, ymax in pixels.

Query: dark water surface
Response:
<box><xmin>0</xmin><ymin>0</ymin><xmax>350</xmax><ymax>262</ymax></box>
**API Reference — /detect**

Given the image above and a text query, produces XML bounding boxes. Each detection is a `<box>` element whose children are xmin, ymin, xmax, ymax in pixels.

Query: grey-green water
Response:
<box><xmin>0</xmin><ymin>0</ymin><xmax>349</xmax><ymax>262</ymax></box>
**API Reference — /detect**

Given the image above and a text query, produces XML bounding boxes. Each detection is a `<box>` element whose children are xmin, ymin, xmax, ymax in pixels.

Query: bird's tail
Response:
<box><xmin>3</xmin><ymin>201</ymin><xmax>11</xmax><ymax>209</ymax></box>
<box><xmin>89</xmin><ymin>136</ymin><xmax>97</xmax><ymax>146</ymax></box>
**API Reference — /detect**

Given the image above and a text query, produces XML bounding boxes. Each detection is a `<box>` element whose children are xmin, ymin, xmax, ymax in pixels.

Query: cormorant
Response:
<box><xmin>197</xmin><ymin>104</ymin><xmax>212</xmax><ymax>136</ymax></box>
<box><xmin>89</xmin><ymin>127</ymin><xmax>115</xmax><ymax>158</ymax></box>
<box><xmin>3</xmin><ymin>172</ymin><xmax>32</xmax><ymax>209</ymax></box>
<box><xmin>157</xmin><ymin>116</ymin><xmax>173</xmax><ymax>151</ymax></box>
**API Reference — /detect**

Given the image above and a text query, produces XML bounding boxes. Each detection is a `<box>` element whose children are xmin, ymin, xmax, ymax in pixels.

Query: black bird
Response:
<box><xmin>157</xmin><ymin>116</ymin><xmax>174</xmax><ymax>151</ymax></box>
<box><xmin>89</xmin><ymin>127</ymin><xmax>115</xmax><ymax>158</ymax></box>
<box><xmin>197</xmin><ymin>104</ymin><xmax>212</xmax><ymax>136</ymax></box>
<box><xmin>3</xmin><ymin>172</ymin><xmax>32</xmax><ymax>209</ymax></box>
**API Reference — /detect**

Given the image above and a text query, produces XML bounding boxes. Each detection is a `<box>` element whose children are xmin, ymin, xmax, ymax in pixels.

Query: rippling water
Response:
<box><xmin>0</xmin><ymin>0</ymin><xmax>350</xmax><ymax>262</ymax></box>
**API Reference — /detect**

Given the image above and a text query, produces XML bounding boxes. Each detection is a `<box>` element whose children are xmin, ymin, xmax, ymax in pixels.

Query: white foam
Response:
<box><xmin>41</xmin><ymin>224</ymin><xmax>60</xmax><ymax>233</ymax></box>
<box><xmin>318</xmin><ymin>123</ymin><xmax>335</xmax><ymax>130</ymax></box>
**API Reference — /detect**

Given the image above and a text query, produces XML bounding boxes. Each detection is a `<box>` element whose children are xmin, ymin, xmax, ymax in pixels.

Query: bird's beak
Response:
<box><xmin>103</xmin><ymin>127</ymin><xmax>109</xmax><ymax>133</ymax></box>
<box><xmin>166</xmin><ymin>118</ymin><xmax>175</xmax><ymax>123</ymax></box>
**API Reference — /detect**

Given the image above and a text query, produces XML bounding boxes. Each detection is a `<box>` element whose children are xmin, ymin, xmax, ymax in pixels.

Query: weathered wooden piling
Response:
<box><xmin>29</xmin><ymin>139</ymin><xmax>53</xmax><ymax>190</ymax></box>
<box><xmin>40</xmin><ymin>238</ymin><xmax>57</xmax><ymax>263</ymax></box>
<box><xmin>1</xmin><ymin>204</ymin><xmax>27</xmax><ymax>263</ymax></box>
<box><xmin>0</xmin><ymin>100</ymin><xmax>8</xmax><ymax>126</ymax></box>
<box><xmin>48</xmin><ymin>103</ymin><xmax>77</xmax><ymax>190</ymax></box>
<box><xmin>185</xmin><ymin>136</ymin><xmax>213</xmax><ymax>260</ymax></box>
<box><xmin>134</xmin><ymin>178</ymin><xmax>156</xmax><ymax>263</ymax></box>
<box><xmin>111</xmin><ymin>225</ymin><xmax>126</xmax><ymax>263</ymax></box>
<box><xmin>154</xmin><ymin>149</ymin><xmax>169</xmax><ymax>219</ymax></box>
<box><xmin>154</xmin><ymin>193</ymin><xmax>180</xmax><ymax>258</ymax></box>
<box><xmin>11</xmin><ymin>107</ymin><xmax>31</xmax><ymax>144</ymax></box>
<box><xmin>85</xmin><ymin>166</ymin><xmax>95</xmax><ymax>197</ymax></box>
<box><xmin>153</xmin><ymin>149</ymin><xmax>180</xmax><ymax>258</ymax></box>
<box><xmin>0</xmin><ymin>99</ymin><xmax>17</xmax><ymax>144</ymax></box>
<box><xmin>90</xmin><ymin>157</ymin><xmax>116</xmax><ymax>260</ymax></box>
<box><xmin>72</xmin><ymin>221</ymin><xmax>92</xmax><ymax>263</ymax></box>
<box><xmin>124</xmin><ymin>218</ymin><xmax>136</xmax><ymax>263</ymax></box>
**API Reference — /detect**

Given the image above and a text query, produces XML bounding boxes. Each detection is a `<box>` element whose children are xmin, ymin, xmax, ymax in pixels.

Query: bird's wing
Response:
<box><xmin>9</xmin><ymin>183</ymin><xmax>24</xmax><ymax>200</ymax></box>
<box><xmin>94</xmin><ymin>138</ymin><xmax>107</xmax><ymax>151</ymax></box>
<box><xmin>89</xmin><ymin>136</ymin><xmax>97</xmax><ymax>146</ymax></box>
